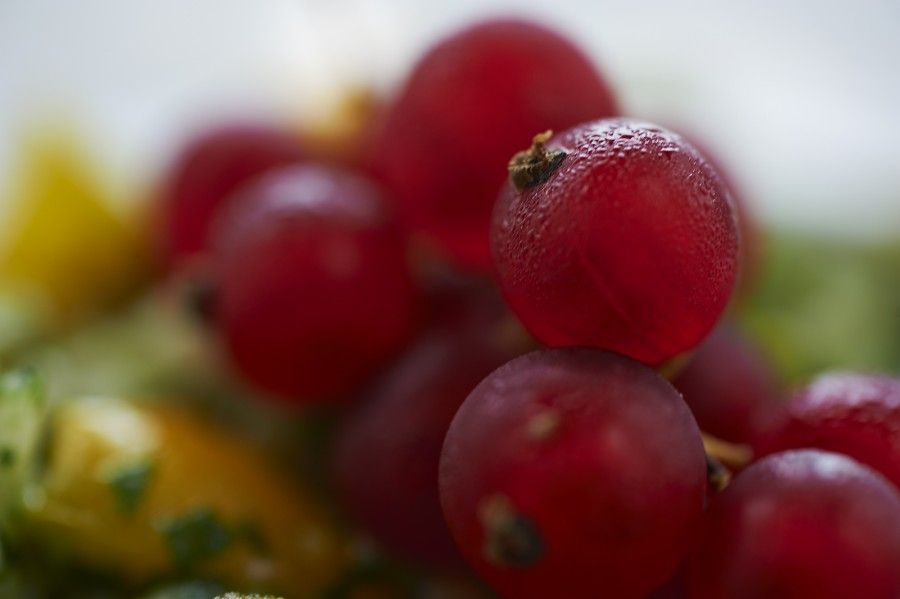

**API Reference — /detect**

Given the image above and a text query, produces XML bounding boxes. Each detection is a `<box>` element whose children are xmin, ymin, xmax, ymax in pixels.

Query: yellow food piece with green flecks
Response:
<box><xmin>0</xmin><ymin>125</ymin><xmax>150</xmax><ymax>328</ymax></box>
<box><xmin>23</xmin><ymin>397</ymin><xmax>350</xmax><ymax>596</ymax></box>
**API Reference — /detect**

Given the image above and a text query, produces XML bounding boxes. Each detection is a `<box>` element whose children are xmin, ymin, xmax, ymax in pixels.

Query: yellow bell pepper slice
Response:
<box><xmin>24</xmin><ymin>397</ymin><xmax>349</xmax><ymax>596</ymax></box>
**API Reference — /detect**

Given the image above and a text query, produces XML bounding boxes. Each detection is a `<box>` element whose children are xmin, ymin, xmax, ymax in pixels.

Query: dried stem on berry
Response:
<box><xmin>702</xmin><ymin>433</ymin><xmax>752</xmax><ymax>491</ymax></box>
<box><xmin>702</xmin><ymin>433</ymin><xmax>753</xmax><ymax>469</ymax></box>
<box><xmin>478</xmin><ymin>494</ymin><xmax>544</xmax><ymax>567</ymax></box>
<box><xmin>508</xmin><ymin>130</ymin><xmax>567</xmax><ymax>191</ymax></box>
<box><xmin>706</xmin><ymin>454</ymin><xmax>732</xmax><ymax>492</ymax></box>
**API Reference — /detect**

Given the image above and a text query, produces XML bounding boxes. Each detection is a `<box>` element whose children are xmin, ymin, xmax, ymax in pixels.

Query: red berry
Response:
<box><xmin>371</xmin><ymin>18</ymin><xmax>618</xmax><ymax>270</ymax></box>
<box><xmin>492</xmin><ymin>120</ymin><xmax>739</xmax><ymax>365</ymax></box>
<box><xmin>439</xmin><ymin>349</ymin><xmax>706</xmax><ymax>598</ymax></box>
<box><xmin>334</xmin><ymin>287</ymin><xmax>518</xmax><ymax>567</ymax></box>
<box><xmin>672</xmin><ymin>130</ymin><xmax>762</xmax><ymax>291</ymax></box>
<box><xmin>647</xmin><ymin>565</ymin><xmax>689</xmax><ymax>599</ymax></box>
<box><xmin>763</xmin><ymin>372</ymin><xmax>900</xmax><ymax>488</ymax></box>
<box><xmin>673</xmin><ymin>324</ymin><xmax>785</xmax><ymax>449</ymax></box>
<box><xmin>211</xmin><ymin>165</ymin><xmax>418</xmax><ymax>401</ymax></box>
<box><xmin>160</xmin><ymin>124</ymin><xmax>305</xmax><ymax>264</ymax></box>
<box><xmin>689</xmin><ymin>450</ymin><xmax>900</xmax><ymax>599</ymax></box>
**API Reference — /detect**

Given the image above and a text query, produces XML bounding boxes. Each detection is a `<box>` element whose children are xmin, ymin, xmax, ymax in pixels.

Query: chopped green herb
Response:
<box><xmin>157</xmin><ymin>507</ymin><xmax>233</xmax><ymax>569</ymax></box>
<box><xmin>233</xmin><ymin>519</ymin><xmax>269</xmax><ymax>555</ymax></box>
<box><xmin>214</xmin><ymin>594</ymin><xmax>284</xmax><ymax>599</ymax></box>
<box><xmin>106</xmin><ymin>459</ymin><xmax>155</xmax><ymax>514</ymax></box>
<box><xmin>0</xmin><ymin>447</ymin><xmax>15</xmax><ymax>468</ymax></box>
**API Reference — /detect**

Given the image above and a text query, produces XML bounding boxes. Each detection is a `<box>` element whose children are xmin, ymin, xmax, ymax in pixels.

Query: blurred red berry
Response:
<box><xmin>371</xmin><ymin>18</ymin><xmax>618</xmax><ymax>270</ymax></box>
<box><xmin>160</xmin><ymin>124</ymin><xmax>305</xmax><ymax>265</ymax></box>
<box><xmin>211</xmin><ymin>164</ymin><xmax>418</xmax><ymax>401</ymax></box>
<box><xmin>690</xmin><ymin>450</ymin><xmax>900</xmax><ymax>598</ymax></box>
<box><xmin>763</xmin><ymin>372</ymin><xmax>900</xmax><ymax>489</ymax></box>
<box><xmin>673</xmin><ymin>324</ymin><xmax>785</xmax><ymax>450</ymax></box>
<box><xmin>334</xmin><ymin>287</ymin><xmax>519</xmax><ymax>568</ymax></box>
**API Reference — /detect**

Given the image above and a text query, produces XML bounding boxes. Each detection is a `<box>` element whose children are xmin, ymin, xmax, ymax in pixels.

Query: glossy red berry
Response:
<box><xmin>673</xmin><ymin>130</ymin><xmax>761</xmax><ymax>291</ymax></box>
<box><xmin>334</xmin><ymin>288</ymin><xmax>519</xmax><ymax>568</ymax></box>
<box><xmin>689</xmin><ymin>450</ymin><xmax>900</xmax><ymax>599</ymax></box>
<box><xmin>492</xmin><ymin>120</ymin><xmax>739</xmax><ymax>365</ymax></box>
<box><xmin>764</xmin><ymin>372</ymin><xmax>900</xmax><ymax>488</ymax></box>
<box><xmin>160</xmin><ymin>124</ymin><xmax>305</xmax><ymax>264</ymax></box>
<box><xmin>673</xmin><ymin>324</ymin><xmax>785</xmax><ymax>449</ymax></box>
<box><xmin>439</xmin><ymin>349</ymin><xmax>706</xmax><ymax>598</ymax></box>
<box><xmin>211</xmin><ymin>164</ymin><xmax>418</xmax><ymax>401</ymax></box>
<box><xmin>371</xmin><ymin>18</ymin><xmax>618</xmax><ymax>270</ymax></box>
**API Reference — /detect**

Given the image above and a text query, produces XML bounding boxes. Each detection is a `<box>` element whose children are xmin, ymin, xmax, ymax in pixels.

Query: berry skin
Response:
<box><xmin>763</xmin><ymin>372</ymin><xmax>900</xmax><ymax>488</ymax></box>
<box><xmin>647</xmin><ymin>566</ymin><xmax>689</xmax><ymax>599</ymax></box>
<box><xmin>673</xmin><ymin>324</ymin><xmax>785</xmax><ymax>449</ymax></box>
<box><xmin>371</xmin><ymin>18</ymin><xmax>618</xmax><ymax>270</ymax></box>
<box><xmin>689</xmin><ymin>450</ymin><xmax>900</xmax><ymax>599</ymax></box>
<box><xmin>160</xmin><ymin>124</ymin><xmax>305</xmax><ymax>264</ymax></box>
<box><xmin>672</xmin><ymin>130</ymin><xmax>761</xmax><ymax>291</ymax></box>
<box><xmin>492</xmin><ymin>120</ymin><xmax>739</xmax><ymax>365</ymax></box>
<box><xmin>334</xmin><ymin>285</ymin><xmax>519</xmax><ymax>568</ymax></box>
<box><xmin>439</xmin><ymin>349</ymin><xmax>706</xmax><ymax>598</ymax></box>
<box><xmin>210</xmin><ymin>165</ymin><xmax>418</xmax><ymax>401</ymax></box>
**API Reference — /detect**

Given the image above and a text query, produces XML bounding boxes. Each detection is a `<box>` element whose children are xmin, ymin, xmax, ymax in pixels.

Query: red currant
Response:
<box><xmin>690</xmin><ymin>450</ymin><xmax>900</xmax><ymax>598</ymax></box>
<box><xmin>159</xmin><ymin>123</ymin><xmax>305</xmax><ymax>265</ymax></box>
<box><xmin>673</xmin><ymin>130</ymin><xmax>761</xmax><ymax>291</ymax></box>
<box><xmin>673</xmin><ymin>323</ymin><xmax>785</xmax><ymax>450</ymax></box>
<box><xmin>763</xmin><ymin>372</ymin><xmax>900</xmax><ymax>488</ymax></box>
<box><xmin>334</xmin><ymin>284</ymin><xmax>519</xmax><ymax>568</ymax></box>
<box><xmin>439</xmin><ymin>349</ymin><xmax>706</xmax><ymax>598</ymax></box>
<box><xmin>492</xmin><ymin>120</ymin><xmax>739</xmax><ymax>365</ymax></box>
<box><xmin>210</xmin><ymin>164</ymin><xmax>418</xmax><ymax>401</ymax></box>
<box><xmin>371</xmin><ymin>18</ymin><xmax>618</xmax><ymax>270</ymax></box>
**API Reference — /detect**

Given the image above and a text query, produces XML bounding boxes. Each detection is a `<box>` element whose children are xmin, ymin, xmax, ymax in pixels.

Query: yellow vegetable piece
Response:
<box><xmin>0</xmin><ymin>125</ymin><xmax>150</xmax><ymax>328</ymax></box>
<box><xmin>24</xmin><ymin>398</ymin><xmax>349</xmax><ymax>596</ymax></box>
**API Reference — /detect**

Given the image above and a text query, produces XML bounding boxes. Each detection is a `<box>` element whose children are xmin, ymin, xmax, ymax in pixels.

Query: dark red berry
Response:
<box><xmin>160</xmin><ymin>124</ymin><xmax>305</xmax><ymax>264</ymax></box>
<box><xmin>671</xmin><ymin>130</ymin><xmax>761</xmax><ymax>291</ymax></box>
<box><xmin>492</xmin><ymin>119</ymin><xmax>739</xmax><ymax>365</ymax></box>
<box><xmin>673</xmin><ymin>323</ymin><xmax>785</xmax><ymax>449</ymax></box>
<box><xmin>647</xmin><ymin>565</ymin><xmax>689</xmax><ymax>599</ymax></box>
<box><xmin>334</xmin><ymin>288</ymin><xmax>519</xmax><ymax>568</ymax></box>
<box><xmin>371</xmin><ymin>18</ymin><xmax>618</xmax><ymax>270</ymax></box>
<box><xmin>763</xmin><ymin>372</ymin><xmax>900</xmax><ymax>488</ymax></box>
<box><xmin>211</xmin><ymin>164</ymin><xmax>418</xmax><ymax>401</ymax></box>
<box><xmin>690</xmin><ymin>450</ymin><xmax>900</xmax><ymax>599</ymax></box>
<box><xmin>439</xmin><ymin>349</ymin><xmax>706</xmax><ymax>598</ymax></box>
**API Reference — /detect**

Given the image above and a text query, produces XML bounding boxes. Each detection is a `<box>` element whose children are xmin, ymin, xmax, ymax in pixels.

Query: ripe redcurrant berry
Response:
<box><xmin>160</xmin><ymin>123</ymin><xmax>305</xmax><ymax>264</ymax></box>
<box><xmin>440</xmin><ymin>348</ymin><xmax>706</xmax><ymax>598</ymax></box>
<box><xmin>492</xmin><ymin>120</ymin><xmax>739</xmax><ymax>365</ymax></box>
<box><xmin>371</xmin><ymin>18</ymin><xmax>618</xmax><ymax>270</ymax></box>
<box><xmin>211</xmin><ymin>164</ymin><xmax>419</xmax><ymax>401</ymax></box>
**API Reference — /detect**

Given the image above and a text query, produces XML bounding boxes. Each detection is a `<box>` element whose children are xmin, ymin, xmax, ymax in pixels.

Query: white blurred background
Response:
<box><xmin>1</xmin><ymin>0</ymin><xmax>898</xmax><ymax>238</ymax></box>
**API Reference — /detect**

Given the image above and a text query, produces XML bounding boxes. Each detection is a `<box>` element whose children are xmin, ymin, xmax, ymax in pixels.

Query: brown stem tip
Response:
<box><xmin>508</xmin><ymin>130</ymin><xmax>567</xmax><ymax>191</ymax></box>
<box><xmin>706</xmin><ymin>454</ymin><xmax>732</xmax><ymax>493</ymax></box>
<box><xmin>702</xmin><ymin>433</ymin><xmax>753</xmax><ymax>493</ymax></box>
<box><xmin>701</xmin><ymin>433</ymin><xmax>753</xmax><ymax>470</ymax></box>
<box><xmin>478</xmin><ymin>494</ymin><xmax>544</xmax><ymax>568</ymax></box>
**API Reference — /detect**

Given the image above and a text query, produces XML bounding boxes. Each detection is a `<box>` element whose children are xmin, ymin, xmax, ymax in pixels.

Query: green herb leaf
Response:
<box><xmin>105</xmin><ymin>459</ymin><xmax>155</xmax><ymax>514</ymax></box>
<box><xmin>0</xmin><ymin>368</ymin><xmax>45</xmax><ymax>534</ymax></box>
<box><xmin>0</xmin><ymin>447</ymin><xmax>16</xmax><ymax>468</ymax></box>
<box><xmin>233</xmin><ymin>519</ymin><xmax>268</xmax><ymax>555</ymax></box>
<box><xmin>157</xmin><ymin>507</ymin><xmax>233</xmax><ymax>570</ymax></box>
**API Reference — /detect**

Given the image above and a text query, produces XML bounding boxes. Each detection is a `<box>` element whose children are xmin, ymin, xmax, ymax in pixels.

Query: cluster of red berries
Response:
<box><xmin>157</xmin><ymin>17</ymin><xmax>900</xmax><ymax>599</ymax></box>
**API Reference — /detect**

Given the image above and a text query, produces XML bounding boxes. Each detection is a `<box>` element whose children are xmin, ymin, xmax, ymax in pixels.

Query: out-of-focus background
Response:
<box><xmin>0</xmin><ymin>3</ymin><xmax>899</xmax><ymax>597</ymax></box>
<box><xmin>1</xmin><ymin>0</ymin><xmax>899</xmax><ymax>237</ymax></box>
